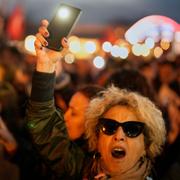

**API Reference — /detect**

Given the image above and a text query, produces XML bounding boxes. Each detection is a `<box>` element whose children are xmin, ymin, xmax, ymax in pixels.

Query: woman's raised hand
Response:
<box><xmin>35</xmin><ymin>19</ymin><xmax>68</xmax><ymax>73</ymax></box>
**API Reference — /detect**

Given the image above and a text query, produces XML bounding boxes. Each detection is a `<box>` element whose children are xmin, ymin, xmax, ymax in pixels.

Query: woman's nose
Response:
<box><xmin>113</xmin><ymin>127</ymin><xmax>126</xmax><ymax>141</ymax></box>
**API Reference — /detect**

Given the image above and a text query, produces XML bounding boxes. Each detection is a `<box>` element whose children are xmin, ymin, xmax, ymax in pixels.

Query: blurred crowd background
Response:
<box><xmin>0</xmin><ymin>0</ymin><xmax>179</xmax><ymax>179</ymax></box>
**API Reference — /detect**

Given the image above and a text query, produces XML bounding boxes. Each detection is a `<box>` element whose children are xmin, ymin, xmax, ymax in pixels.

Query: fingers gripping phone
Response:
<box><xmin>46</xmin><ymin>3</ymin><xmax>82</xmax><ymax>51</ymax></box>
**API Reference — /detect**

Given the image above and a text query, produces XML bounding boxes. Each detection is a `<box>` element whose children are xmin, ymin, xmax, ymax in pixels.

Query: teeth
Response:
<box><xmin>113</xmin><ymin>148</ymin><xmax>123</xmax><ymax>151</ymax></box>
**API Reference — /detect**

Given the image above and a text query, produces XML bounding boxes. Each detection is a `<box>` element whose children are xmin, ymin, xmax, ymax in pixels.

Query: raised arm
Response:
<box><xmin>26</xmin><ymin>19</ymin><xmax>84</xmax><ymax>179</ymax></box>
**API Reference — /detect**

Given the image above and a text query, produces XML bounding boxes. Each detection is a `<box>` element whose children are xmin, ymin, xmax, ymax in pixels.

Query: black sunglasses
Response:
<box><xmin>97</xmin><ymin>118</ymin><xmax>145</xmax><ymax>138</ymax></box>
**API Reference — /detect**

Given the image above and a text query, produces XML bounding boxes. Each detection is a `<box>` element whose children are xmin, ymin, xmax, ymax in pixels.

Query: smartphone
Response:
<box><xmin>46</xmin><ymin>3</ymin><xmax>82</xmax><ymax>51</ymax></box>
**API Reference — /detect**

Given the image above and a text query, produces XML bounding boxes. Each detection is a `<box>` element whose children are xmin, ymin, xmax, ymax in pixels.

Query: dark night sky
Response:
<box><xmin>2</xmin><ymin>0</ymin><xmax>180</xmax><ymax>34</ymax></box>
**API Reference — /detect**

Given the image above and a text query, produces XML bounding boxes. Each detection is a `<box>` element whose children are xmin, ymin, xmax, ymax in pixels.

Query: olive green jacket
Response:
<box><xmin>26</xmin><ymin>71</ymin><xmax>85</xmax><ymax>180</ymax></box>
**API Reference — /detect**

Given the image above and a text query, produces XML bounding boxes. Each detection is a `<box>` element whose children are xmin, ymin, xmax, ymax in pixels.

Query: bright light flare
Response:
<box><xmin>125</xmin><ymin>15</ymin><xmax>179</xmax><ymax>44</ymax></box>
<box><xmin>146</xmin><ymin>28</ymin><xmax>160</xmax><ymax>42</ymax></box>
<box><xmin>125</xmin><ymin>22</ymin><xmax>155</xmax><ymax>44</ymax></box>
<box><xmin>175</xmin><ymin>31</ymin><xmax>180</xmax><ymax>42</ymax></box>
<box><xmin>125</xmin><ymin>33</ymin><xmax>139</xmax><ymax>45</ymax></box>
<box><xmin>58</xmin><ymin>7</ymin><xmax>70</xmax><ymax>19</ymax></box>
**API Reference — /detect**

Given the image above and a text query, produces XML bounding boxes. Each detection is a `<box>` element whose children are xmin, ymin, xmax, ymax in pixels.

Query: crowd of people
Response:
<box><xmin>0</xmin><ymin>18</ymin><xmax>179</xmax><ymax>180</ymax></box>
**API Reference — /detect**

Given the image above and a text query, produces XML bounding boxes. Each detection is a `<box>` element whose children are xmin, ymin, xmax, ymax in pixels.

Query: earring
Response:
<box><xmin>93</xmin><ymin>151</ymin><xmax>101</xmax><ymax>160</ymax></box>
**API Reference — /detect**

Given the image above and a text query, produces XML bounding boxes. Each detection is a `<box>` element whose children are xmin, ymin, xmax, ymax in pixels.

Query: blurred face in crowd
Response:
<box><xmin>97</xmin><ymin>105</ymin><xmax>146</xmax><ymax>175</ymax></box>
<box><xmin>159</xmin><ymin>64</ymin><xmax>175</xmax><ymax>84</ymax></box>
<box><xmin>0</xmin><ymin>65</ymin><xmax>5</xmax><ymax>82</ymax></box>
<box><xmin>64</xmin><ymin>92</ymin><xmax>89</xmax><ymax>140</ymax></box>
<box><xmin>140</xmin><ymin>65</ymin><xmax>156</xmax><ymax>82</ymax></box>
<box><xmin>15</xmin><ymin>69</ymin><xmax>29</xmax><ymax>85</ymax></box>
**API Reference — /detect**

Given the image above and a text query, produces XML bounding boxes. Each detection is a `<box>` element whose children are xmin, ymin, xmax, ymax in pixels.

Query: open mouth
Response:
<box><xmin>111</xmin><ymin>148</ymin><xmax>126</xmax><ymax>158</ymax></box>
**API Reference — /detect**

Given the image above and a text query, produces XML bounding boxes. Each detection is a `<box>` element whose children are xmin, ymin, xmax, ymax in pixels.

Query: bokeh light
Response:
<box><xmin>110</xmin><ymin>45</ymin><xmax>120</xmax><ymax>57</ymax></box>
<box><xmin>102</xmin><ymin>41</ymin><xmax>112</xmax><ymax>52</ymax></box>
<box><xmin>93</xmin><ymin>56</ymin><xmax>105</xmax><ymax>69</ymax></box>
<box><xmin>24</xmin><ymin>35</ymin><xmax>36</xmax><ymax>55</ymax></box>
<box><xmin>119</xmin><ymin>47</ymin><xmax>129</xmax><ymax>59</ymax></box>
<box><xmin>64</xmin><ymin>53</ymin><xmax>75</xmax><ymax>64</ymax></box>
<box><xmin>154</xmin><ymin>46</ymin><xmax>163</xmax><ymax>58</ymax></box>
<box><xmin>160</xmin><ymin>40</ymin><xmax>170</xmax><ymax>50</ymax></box>
<box><xmin>84</xmin><ymin>41</ymin><xmax>96</xmax><ymax>54</ymax></box>
<box><xmin>69</xmin><ymin>36</ymin><xmax>81</xmax><ymax>53</ymax></box>
<box><xmin>145</xmin><ymin>37</ymin><xmax>155</xmax><ymax>49</ymax></box>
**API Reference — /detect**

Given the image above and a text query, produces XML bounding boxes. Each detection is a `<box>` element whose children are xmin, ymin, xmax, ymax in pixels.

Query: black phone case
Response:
<box><xmin>46</xmin><ymin>3</ymin><xmax>82</xmax><ymax>51</ymax></box>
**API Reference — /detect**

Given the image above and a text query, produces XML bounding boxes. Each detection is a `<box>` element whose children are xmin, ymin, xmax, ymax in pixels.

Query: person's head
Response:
<box><xmin>0</xmin><ymin>82</ymin><xmax>19</xmax><ymax>133</ymax></box>
<box><xmin>158</xmin><ymin>61</ymin><xmax>176</xmax><ymax>84</ymax></box>
<box><xmin>64</xmin><ymin>84</ymin><xmax>104</xmax><ymax>140</ymax></box>
<box><xmin>105</xmin><ymin>68</ymin><xmax>155</xmax><ymax>102</ymax></box>
<box><xmin>0</xmin><ymin>64</ymin><xmax>6</xmax><ymax>82</ymax></box>
<box><xmin>85</xmin><ymin>86</ymin><xmax>166</xmax><ymax>176</ymax></box>
<box><xmin>139</xmin><ymin>61</ymin><xmax>157</xmax><ymax>82</ymax></box>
